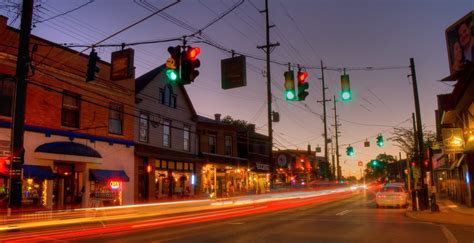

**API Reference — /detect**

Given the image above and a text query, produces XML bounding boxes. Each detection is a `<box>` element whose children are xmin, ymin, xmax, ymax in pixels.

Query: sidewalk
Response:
<box><xmin>405</xmin><ymin>198</ymin><xmax>474</xmax><ymax>226</ymax></box>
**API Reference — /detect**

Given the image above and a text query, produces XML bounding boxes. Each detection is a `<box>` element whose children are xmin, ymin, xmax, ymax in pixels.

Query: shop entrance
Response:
<box><xmin>53</xmin><ymin>163</ymin><xmax>75</xmax><ymax>209</ymax></box>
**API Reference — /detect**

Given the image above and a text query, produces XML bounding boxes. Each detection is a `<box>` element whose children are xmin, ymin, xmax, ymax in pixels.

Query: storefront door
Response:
<box><xmin>53</xmin><ymin>163</ymin><xmax>75</xmax><ymax>209</ymax></box>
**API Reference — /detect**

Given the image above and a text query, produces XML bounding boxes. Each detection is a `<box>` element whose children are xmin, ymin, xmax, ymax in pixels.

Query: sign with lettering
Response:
<box><xmin>111</xmin><ymin>49</ymin><xmax>135</xmax><ymax>80</ymax></box>
<box><xmin>109</xmin><ymin>181</ymin><xmax>120</xmax><ymax>190</ymax></box>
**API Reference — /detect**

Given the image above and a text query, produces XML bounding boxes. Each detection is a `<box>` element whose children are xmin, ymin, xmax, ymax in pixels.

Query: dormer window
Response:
<box><xmin>159</xmin><ymin>84</ymin><xmax>177</xmax><ymax>108</ymax></box>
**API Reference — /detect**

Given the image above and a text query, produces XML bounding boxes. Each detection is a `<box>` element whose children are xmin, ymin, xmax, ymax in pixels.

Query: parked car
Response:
<box><xmin>375</xmin><ymin>183</ymin><xmax>408</xmax><ymax>208</ymax></box>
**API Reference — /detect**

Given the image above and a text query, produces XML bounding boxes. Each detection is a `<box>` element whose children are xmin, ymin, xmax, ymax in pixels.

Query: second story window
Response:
<box><xmin>163</xmin><ymin>119</ymin><xmax>171</xmax><ymax>147</ymax></box>
<box><xmin>208</xmin><ymin>134</ymin><xmax>216</xmax><ymax>154</ymax></box>
<box><xmin>183</xmin><ymin>125</ymin><xmax>190</xmax><ymax>151</ymax></box>
<box><xmin>159</xmin><ymin>85</ymin><xmax>177</xmax><ymax>108</ymax></box>
<box><xmin>109</xmin><ymin>103</ymin><xmax>123</xmax><ymax>135</ymax></box>
<box><xmin>0</xmin><ymin>77</ymin><xmax>14</xmax><ymax>117</ymax></box>
<box><xmin>225</xmin><ymin>135</ymin><xmax>232</xmax><ymax>156</ymax></box>
<box><xmin>139</xmin><ymin>113</ymin><xmax>149</xmax><ymax>142</ymax></box>
<box><xmin>61</xmin><ymin>92</ymin><xmax>80</xmax><ymax>128</ymax></box>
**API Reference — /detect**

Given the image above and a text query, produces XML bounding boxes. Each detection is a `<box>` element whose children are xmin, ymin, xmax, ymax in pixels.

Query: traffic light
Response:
<box><xmin>86</xmin><ymin>49</ymin><xmax>100</xmax><ymax>82</ymax></box>
<box><xmin>166</xmin><ymin>46</ymin><xmax>181</xmax><ymax>82</ymax></box>
<box><xmin>297</xmin><ymin>69</ymin><xmax>309</xmax><ymax>101</ymax></box>
<box><xmin>346</xmin><ymin>146</ymin><xmax>354</xmax><ymax>156</ymax></box>
<box><xmin>284</xmin><ymin>71</ymin><xmax>296</xmax><ymax>101</ymax></box>
<box><xmin>371</xmin><ymin>160</ymin><xmax>379</xmax><ymax>167</ymax></box>
<box><xmin>376</xmin><ymin>134</ymin><xmax>384</xmax><ymax>147</ymax></box>
<box><xmin>340</xmin><ymin>74</ymin><xmax>352</xmax><ymax>102</ymax></box>
<box><xmin>181</xmin><ymin>46</ymin><xmax>201</xmax><ymax>84</ymax></box>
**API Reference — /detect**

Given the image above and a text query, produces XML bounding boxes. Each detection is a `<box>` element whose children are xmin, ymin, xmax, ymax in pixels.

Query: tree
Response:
<box><xmin>221</xmin><ymin>115</ymin><xmax>254</xmax><ymax>130</ymax></box>
<box><xmin>364</xmin><ymin>154</ymin><xmax>397</xmax><ymax>180</ymax></box>
<box><xmin>390</xmin><ymin>127</ymin><xmax>436</xmax><ymax>160</ymax></box>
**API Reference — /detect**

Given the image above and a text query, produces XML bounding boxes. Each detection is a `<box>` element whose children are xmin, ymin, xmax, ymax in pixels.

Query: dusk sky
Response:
<box><xmin>1</xmin><ymin>0</ymin><xmax>472</xmax><ymax>177</ymax></box>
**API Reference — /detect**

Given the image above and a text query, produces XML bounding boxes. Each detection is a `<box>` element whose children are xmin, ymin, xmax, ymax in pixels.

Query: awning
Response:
<box><xmin>89</xmin><ymin>169</ymin><xmax>129</xmax><ymax>182</ymax></box>
<box><xmin>201</xmin><ymin>152</ymin><xmax>247</xmax><ymax>165</ymax></box>
<box><xmin>23</xmin><ymin>165</ymin><xmax>56</xmax><ymax>180</ymax></box>
<box><xmin>449</xmin><ymin>154</ymin><xmax>465</xmax><ymax>170</ymax></box>
<box><xmin>35</xmin><ymin>142</ymin><xmax>102</xmax><ymax>158</ymax></box>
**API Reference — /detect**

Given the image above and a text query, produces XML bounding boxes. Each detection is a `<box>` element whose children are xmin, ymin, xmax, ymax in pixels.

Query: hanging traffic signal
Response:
<box><xmin>284</xmin><ymin>71</ymin><xmax>296</xmax><ymax>101</ymax></box>
<box><xmin>86</xmin><ymin>49</ymin><xmax>100</xmax><ymax>82</ymax></box>
<box><xmin>181</xmin><ymin>46</ymin><xmax>201</xmax><ymax>84</ymax></box>
<box><xmin>371</xmin><ymin>159</ymin><xmax>379</xmax><ymax>167</ymax></box>
<box><xmin>297</xmin><ymin>69</ymin><xmax>309</xmax><ymax>101</ymax></box>
<box><xmin>346</xmin><ymin>146</ymin><xmax>354</xmax><ymax>156</ymax></box>
<box><xmin>166</xmin><ymin>46</ymin><xmax>181</xmax><ymax>82</ymax></box>
<box><xmin>376</xmin><ymin>134</ymin><xmax>384</xmax><ymax>147</ymax></box>
<box><xmin>340</xmin><ymin>74</ymin><xmax>352</xmax><ymax>102</ymax></box>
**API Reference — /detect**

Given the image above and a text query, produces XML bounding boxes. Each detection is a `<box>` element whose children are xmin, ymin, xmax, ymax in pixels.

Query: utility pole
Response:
<box><xmin>331</xmin><ymin>136</ymin><xmax>335</xmax><ymax>180</ymax></box>
<box><xmin>257</xmin><ymin>0</ymin><xmax>279</xmax><ymax>181</ymax></box>
<box><xmin>410</xmin><ymin>58</ymin><xmax>426</xmax><ymax>208</ymax></box>
<box><xmin>333</xmin><ymin>95</ymin><xmax>341</xmax><ymax>181</ymax></box>
<box><xmin>317</xmin><ymin>60</ymin><xmax>330</xmax><ymax>169</ymax></box>
<box><xmin>9</xmin><ymin>0</ymin><xmax>34</xmax><ymax>210</ymax></box>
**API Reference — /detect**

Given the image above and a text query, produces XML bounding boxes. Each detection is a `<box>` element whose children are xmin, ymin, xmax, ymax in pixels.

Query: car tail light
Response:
<box><xmin>376</xmin><ymin>194</ymin><xmax>385</xmax><ymax>199</ymax></box>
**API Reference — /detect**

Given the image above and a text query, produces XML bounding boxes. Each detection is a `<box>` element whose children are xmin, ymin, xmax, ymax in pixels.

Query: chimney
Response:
<box><xmin>214</xmin><ymin>113</ymin><xmax>221</xmax><ymax>122</ymax></box>
<box><xmin>0</xmin><ymin>16</ymin><xmax>8</xmax><ymax>32</ymax></box>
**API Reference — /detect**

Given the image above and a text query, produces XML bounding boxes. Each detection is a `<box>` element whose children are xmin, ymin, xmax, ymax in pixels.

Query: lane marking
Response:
<box><xmin>336</xmin><ymin>210</ymin><xmax>351</xmax><ymax>216</ymax></box>
<box><xmin>440</xmin><ymin>225</ymin><xmax>457</xmax><ymax>243</ymax></box>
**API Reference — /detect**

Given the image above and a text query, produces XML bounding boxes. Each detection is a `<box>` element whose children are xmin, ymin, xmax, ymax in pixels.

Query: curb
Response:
<box><xmin>405</xmin><ymin>209</ymin><xmax>474</xmax><ymax>226</ymax></box>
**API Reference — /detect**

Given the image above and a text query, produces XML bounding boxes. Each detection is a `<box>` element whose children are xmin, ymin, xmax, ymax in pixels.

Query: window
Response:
<box><xmin>139</xmin><ymin>113</ymin><xmax>149</xmax><ymax>142</ymax></box>
<box><xmin>208</xmin><ymin>134</ymin><xmax>216</xmax><ymax>154</ymax></box>
<box><xmin>61</xmin><ymin>92</ymin><xmax>80</xmax><ymax>128</ymax></box>
<box><xmin>109</xmin><ymin>103</ymin><xmax>123</xmax><ymax>135</ymax></box>
<box><xmin>183</xmin><ymin>125</ymin><xmax>190</xmax><ymax>151</ymax></box>
<box><xmin>0</xmin><ymin>77</ymin><xmax>14</xmax><ymax>117</ymax></box>
<box><xmin>163</xmin><ymin>119</ymin><xmax>171</xmax><ymax>147</ymax></box>
<box><xmin>159</xmin><ymin>85</ymin><xmax>177</xmax><ymax>108</ymax></box>
<box><xmin>225</xmin><ymin>135</ymin><xmax>232</xmax><ymax>156</ymax></box>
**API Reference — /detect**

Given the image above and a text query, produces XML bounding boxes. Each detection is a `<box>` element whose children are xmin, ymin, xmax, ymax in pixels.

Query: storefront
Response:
<box><xmin>22</xmin><ymin>165</ymin><xmax>55</xmax><ymax>208</ymax></box>
<box><xmin>89</xmin><ymin>169</ymin><xmax>129</xmax><ymax>207</ymax></box>
<box><xmin>154</xmin><ymin>159</ymin><xmax>195</xmax><ymax>199</ymax></box>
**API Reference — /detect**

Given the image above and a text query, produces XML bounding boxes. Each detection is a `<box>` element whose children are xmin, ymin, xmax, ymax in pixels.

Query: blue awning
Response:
<box><xmin>89</xmin><ymin>169</ymin><xmax>129</xmax><ymax>182</ymax></box>
<box><xmin>23</xmin><ymin>165</ymin><xmax>56</xmax><ymax>180</ymax></box>
<box><xmin>35</xmin><ymin>142</ymin><xmax>102</xmax><ymax>158</ymax></box>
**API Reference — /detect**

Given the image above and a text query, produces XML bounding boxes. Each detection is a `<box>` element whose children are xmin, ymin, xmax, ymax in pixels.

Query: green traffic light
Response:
<box><xmin>286</xmin><ymin>91</ymin><xmax>295</xmax><ymax>100</ymax></box>
<box><xmin>166</xmin><ymin>69</ymin><xmax>178</xmax><ymax>81</ymax></box>
<box><xmin>341</xmin><ymin>91</ymin><xmax>352</xmax><ymax>101</ymax></box>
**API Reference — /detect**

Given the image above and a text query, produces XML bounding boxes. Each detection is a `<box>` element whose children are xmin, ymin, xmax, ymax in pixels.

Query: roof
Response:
<box><xmin>196</xmin><ymin>115</ymin><xmax>237</xmax><ymax>130</ymax></box>
<box><xmin>135</xmin><ymin>64</ymin><xmax>197</xmax><ymax>117</ymax></box>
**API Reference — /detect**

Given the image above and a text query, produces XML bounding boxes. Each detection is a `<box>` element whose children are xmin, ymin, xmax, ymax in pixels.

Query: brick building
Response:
<box><xmin>0</xmin><ymin>16</ymin><xmax>135</xmax><ymax>209</ymax></box>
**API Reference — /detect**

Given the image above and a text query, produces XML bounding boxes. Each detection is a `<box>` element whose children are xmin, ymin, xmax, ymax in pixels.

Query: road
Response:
<box><xmin>2</xmin><ymin>188</ymin><xmax>474</xmax><ymax>242</ymax></box>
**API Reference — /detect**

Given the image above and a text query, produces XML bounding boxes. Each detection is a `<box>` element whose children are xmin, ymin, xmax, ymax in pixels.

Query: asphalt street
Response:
<box><xmin>69</xmin><ymin>190</ymin><xmax>474</xmax><ymax>243</ymax></box>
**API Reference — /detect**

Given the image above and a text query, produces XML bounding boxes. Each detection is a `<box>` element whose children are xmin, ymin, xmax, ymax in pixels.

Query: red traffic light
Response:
<box><xmin>297</xmin><ymin>71</ymin><xmax>308</xmax><ymax>84</ymax></box>
<box><xmin>187</xmin><ymin>47</ymin><xmax>201</xmax><ymax>61</ymax></box>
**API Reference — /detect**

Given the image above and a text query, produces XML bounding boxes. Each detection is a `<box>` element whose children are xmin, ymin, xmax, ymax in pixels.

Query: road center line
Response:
<box><xmin>335</xmin><ymin>210</ymin><xmax>351</xmax><ymax>216</ymax></box>
<box><xmin>440</xmin><ymin>225</ymin><xmax>457</xmax><ymax>243</ymax></box>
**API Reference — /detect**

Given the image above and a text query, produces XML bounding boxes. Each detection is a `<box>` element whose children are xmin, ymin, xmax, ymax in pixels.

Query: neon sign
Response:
<box><xmin>110</xmin><ymin>181</ymin><xmax>120</xmax><ymax>190</ymax></box>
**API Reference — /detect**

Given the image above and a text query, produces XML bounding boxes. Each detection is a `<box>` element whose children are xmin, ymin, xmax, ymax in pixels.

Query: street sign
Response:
<box><xmin>221</xmin><ymin>55</ymin><xmax>247</xmax><ymax>89</ymax></box>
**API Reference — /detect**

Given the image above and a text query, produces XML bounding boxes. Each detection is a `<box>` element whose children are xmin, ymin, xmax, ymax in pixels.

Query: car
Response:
<box><xmin>375</xmin><ymin>183</ymin><xmax>408</xmax><ymax>208</ymax></box>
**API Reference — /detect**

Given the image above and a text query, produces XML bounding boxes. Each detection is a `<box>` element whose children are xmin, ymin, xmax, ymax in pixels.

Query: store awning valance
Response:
<box><xmin>23</xmin><ymin>165</ymin><xmax>56</xmax><ymax>180</ymax></box>
<box><xmin>89</xmin><ymin>169</ymin><xmax>129</xmax><ymax>182</ymax></box>
<box><xmin>35</xmin><ymin>142</ymin><xmax>102</xmax><ymax>158</ymax></box>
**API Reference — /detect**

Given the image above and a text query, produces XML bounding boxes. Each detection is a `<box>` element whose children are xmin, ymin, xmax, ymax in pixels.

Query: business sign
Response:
<box><xmin>221</xmin><ymin>55</ymin><xmax>247</xmax><ymax>89</ymax></box>
<box><xmin>277</xmin><ymin>154</ymin><xmax>287</xmax><ymax>167</ymax></box>
<box><xmin>256</xmin><ymin>162</ymin><xmax>270</xmax><ymax>171</ymax></box>
<box><xmin>0</xmin><ymin>140</ymin><xmax>10</xmax><ymax>157</ymax></box>
<box><xmin>445</xmin><ymin>11</ymin><xmax>473</xmax><ymax>75</ymax></box>
<box><xmin>110</xmin><ymin>181</ymin><xmax>121</xmax><ymax>190</ymax></box>
<box><xmin>442</xmin><ymin>128</ymin><xmax>464</xmax><ymax>153</ymax></box>
<box><xmin>111</xmin><ymin>49</ymin><xmax>135</xmax><ymax>80</ymax></box>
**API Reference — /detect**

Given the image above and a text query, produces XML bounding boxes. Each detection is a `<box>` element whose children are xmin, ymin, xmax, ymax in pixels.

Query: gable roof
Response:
<box><xmin>135</xmin><ymin>64</ymin><xmax>197</xmax><ymax>117</ymax></box>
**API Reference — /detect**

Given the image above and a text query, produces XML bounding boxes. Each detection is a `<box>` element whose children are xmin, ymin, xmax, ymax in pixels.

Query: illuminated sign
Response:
<box><xmin>191</xmin><ymin>175</ymin><xmax>195</xmax><ymax>185</ymax></box>
<box><xmin>110</xmin><ymin>181</ymin><xmax>120</xmax><ymax>190</ymax></box>
<box><xmin>442</xmin><ymin>128</ymin><xmax>464</xmax><ymax>153</ymax></box>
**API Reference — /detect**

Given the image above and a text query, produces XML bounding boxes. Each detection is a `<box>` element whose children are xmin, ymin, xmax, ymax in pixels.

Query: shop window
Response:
<box><xmin>160</xmin><ymin>85</ymin><xmax>177</xmax><ymax>108</ymax></box>
<box><xmin>183</xmin><ymin>125</ymin><xmax>190</xmax><ymax>151</ymax></box>
<box><xmin>161</xmin><ymin>160</ymin><xmax>167</xmax><ymax>169</ymax></box>
<box><xmin>168</xmin><ymin>161</ymin><xmax>175</xmax><ymax>170</ymax></box>
<box><xmin>163</xmin><ymin>119</ymin><xmax>171</xmax><ymax>147</ymax></box>
<box><xmin>209</xmin><ymin>134</ymin><xmax>216</xmax><ymax>154</ymax></box>
<box><xmin>61</xmin><ymin>92</ymin><xmax>81</xmax><ymax>128</ymax></box>
<box><xmin>139</xmin><ymin>113</ymin><xmax>149</xmax><ymax>142</ymax></box>
<box><xmin>0</xmin><ymin>77</ymin><xmax>14</xmax><ymax>117</ymax></box>
<box><xmin>154</xmin><ymin>159</ymin><xmax>160</xmax><ymax>169</ymax></box>
<box><xmin>225</xmin><ymin>135</ymin><xmax>232</xmax><ymax>156</ymax></box>
<box><xmin>177</xmin><ymin>162</ymin><xmax>183</xmax><ymax>170</ymax></box>
<box><xmin>109</xmin><ymin>103</ymin><xmax>123</xmax><ymax>135</ymax></box>
<box><xmin>189</xmin><ymin>163</ymin><xmax>194</xmax><ymax>171</ymax></box>
<box><xmin>184</xmin><ymin>162</ymin><xmax>189</xmax><ymax>171</ymax></box>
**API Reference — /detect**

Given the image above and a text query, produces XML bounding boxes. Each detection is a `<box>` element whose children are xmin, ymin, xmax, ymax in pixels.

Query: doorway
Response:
<box><xmin>53</xmin><ymin>163</ymin><xmax>75</xmax><ymax>209</ymax></box>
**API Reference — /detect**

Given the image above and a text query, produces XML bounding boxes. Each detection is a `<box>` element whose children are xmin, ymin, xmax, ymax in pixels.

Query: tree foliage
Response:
<box><xmin>364</xmin><ymin>154</ymin><xmax>397</xmax><ymax>180</ymax></box>
<box><xmin>389</xmin><ymin>127</ymin><xmax>436</xmax><ymax>160</ymax></box>
<box><xmin>221</xmin><ymin>115</ymin><xmax>254</xmax><ymax>130</ymax></box>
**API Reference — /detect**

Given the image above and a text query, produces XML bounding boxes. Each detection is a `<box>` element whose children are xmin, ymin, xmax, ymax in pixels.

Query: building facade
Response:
<box><xmin>0</xmin><ymin>16</ymin><xmax>135</xmax><ymax>209</ymax></box>
<box><xmin>134</xmin><ymin>65</ymin><xmax>200</xmax><ymax>202</ymax></box>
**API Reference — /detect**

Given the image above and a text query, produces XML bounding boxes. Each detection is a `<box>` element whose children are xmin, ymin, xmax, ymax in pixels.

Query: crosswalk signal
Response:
<box><xmin>376</xmin><ymin>134</ymin><xmax>384</xmax><ymax>147</ymax></box>
<box><xmin>340</xmin><ymin>74</ymin><xmax>352</xmax><ymax>102</ymax></box>
<box><xmin>86</xmin><ymin>49</ymin><xmax>100</xmax><ymax>82</ymax></box>
<box><xmin>297</xmin><ymin>69</ymin><xmax>309</xmax><ymax>101</ymax></box>
<box><xmin>181</xmin><ymin>46</ymin><xmax>201</xmax><ymax>84</ymax></box>
<box><xmin>166</xmin><ymin>46</ymin><xmax>181</xmax><ymax>82</ymax></box>
<box><xmin>284</xmin><ymin>71</ymin><xmax>296</xmax><ymax>101</ymax></box>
